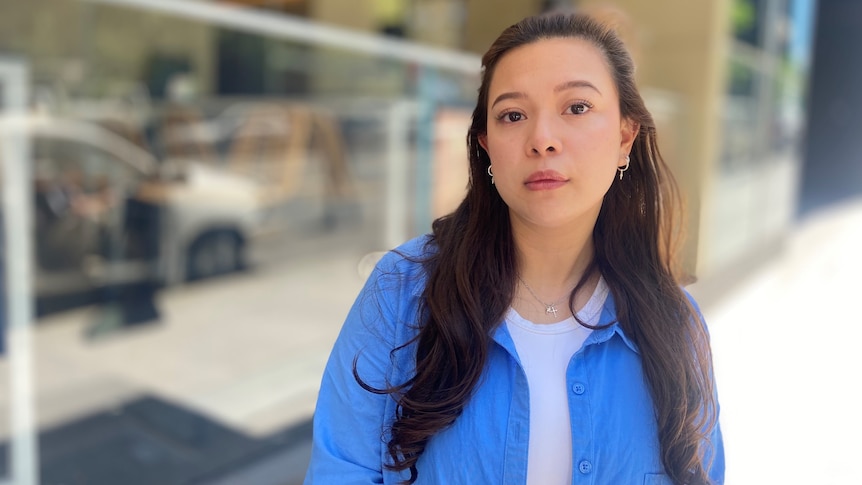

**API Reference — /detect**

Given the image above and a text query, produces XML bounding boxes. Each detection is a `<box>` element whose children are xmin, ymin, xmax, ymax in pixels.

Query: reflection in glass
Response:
<box><xmin>0</xmin><ymin>0</ymin><xmax>478</xmax><ymax>483</ymax></box>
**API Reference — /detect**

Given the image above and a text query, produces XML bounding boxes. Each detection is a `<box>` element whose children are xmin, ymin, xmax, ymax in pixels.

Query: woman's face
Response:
<box><xmin>479</xmin><ymin>37</ymin><xmax>637</xmax><ymax>232</ymax></box>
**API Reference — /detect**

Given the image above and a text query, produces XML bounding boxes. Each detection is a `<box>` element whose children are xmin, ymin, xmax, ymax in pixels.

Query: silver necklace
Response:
<box><xmin>517</xmin><ymin>275</ymin><xmax>574</xmax><ymax>318</ymax></box>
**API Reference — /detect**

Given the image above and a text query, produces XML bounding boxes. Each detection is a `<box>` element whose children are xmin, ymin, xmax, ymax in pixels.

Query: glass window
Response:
<box><xmin>721</xmin><ymin>0</ymin><xmax>811</xmax><ymax>170</ymax></box>
<box><xmin>0</xmin><ymin>1</ymin><xmax>479</xmax><ymax>483</ymax></box>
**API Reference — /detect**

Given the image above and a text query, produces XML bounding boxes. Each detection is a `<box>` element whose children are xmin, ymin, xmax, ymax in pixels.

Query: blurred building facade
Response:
<box><xmin>0</xmin><ymin>0</ymin><xmax>818</xmax><ymax>483</ymax></box>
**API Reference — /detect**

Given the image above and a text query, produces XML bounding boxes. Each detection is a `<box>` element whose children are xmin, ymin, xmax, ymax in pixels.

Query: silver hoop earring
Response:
<box><xmin>618</xmin><ymin>155</ymin><xmax>630</xmax><ymax>180</ymax></box>
<box><xmin>487</xmin><ymin>164</ymin><xmax>495</xmax><ymax>185</ymax></box>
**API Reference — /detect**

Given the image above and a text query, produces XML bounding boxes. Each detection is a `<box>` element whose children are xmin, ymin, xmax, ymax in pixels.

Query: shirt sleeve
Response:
<box><xmin>304</xmin><ymin>258</ymin><xmax>412</xmax><ymax>485</ymax></box>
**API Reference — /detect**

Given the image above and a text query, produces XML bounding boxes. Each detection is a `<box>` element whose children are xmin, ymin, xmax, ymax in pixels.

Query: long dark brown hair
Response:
<box><xmin>358</xmin><ymin>12</ymin><xmax>718</xmax><ymax>485</ymax></box>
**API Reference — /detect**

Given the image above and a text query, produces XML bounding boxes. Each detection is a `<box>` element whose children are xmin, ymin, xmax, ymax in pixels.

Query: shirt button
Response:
<box><xmin>572</xmin><ymin>382</ymin><xmax>586</xmax><ymax>395</ymax></box>
<box><xmin>578</xmin><ymin>460</ymin><xmax>592</xmax><ymax>474</ymax></box>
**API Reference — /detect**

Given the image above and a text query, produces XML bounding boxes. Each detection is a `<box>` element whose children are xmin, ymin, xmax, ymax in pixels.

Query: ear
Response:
<box><xmin>619</xmin><ymin>117</ymin><xmax>639</xmax><ymax>155</ymax></box>
<box><xmin>478</xmin><ymin>133</ymin><xmax>489</xmax><ymax>152</ymax></box>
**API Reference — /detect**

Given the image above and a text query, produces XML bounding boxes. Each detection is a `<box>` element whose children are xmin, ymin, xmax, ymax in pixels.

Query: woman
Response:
<box><xmin>305</xmin><ymin>11</ymin><xmax>724</xmax><ymax>485</ymax></box>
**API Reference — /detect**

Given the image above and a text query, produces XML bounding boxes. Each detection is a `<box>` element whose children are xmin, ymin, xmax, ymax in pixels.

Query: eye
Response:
<box><xmin>498</xmin><ymin>111</ymin><xmax>523</xmax><ymax>123</ymax></box>
<box><xmin>567</xmin><ymin>102</ymin><xmax>592</xmax><ymax>115</ymax></box>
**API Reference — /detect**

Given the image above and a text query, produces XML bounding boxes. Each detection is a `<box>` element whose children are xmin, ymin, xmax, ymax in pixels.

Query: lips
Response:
<box><xmin>524</xmin><ymin>170</ymin><xmax>568</xmax><ymax>190</ymax></box>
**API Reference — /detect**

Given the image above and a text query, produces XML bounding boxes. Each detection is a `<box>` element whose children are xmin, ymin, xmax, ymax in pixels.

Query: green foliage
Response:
<box><xmin>732</xmin><ymin>0</ymin><xmax>756</xmax><ymax>35</ymax></box>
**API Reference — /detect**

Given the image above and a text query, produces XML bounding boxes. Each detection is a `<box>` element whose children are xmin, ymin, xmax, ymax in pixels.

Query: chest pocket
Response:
<box><xmin>644</xmin><ymin>473</ymin><xmax>673</xmax><ymax>485</ymax></box>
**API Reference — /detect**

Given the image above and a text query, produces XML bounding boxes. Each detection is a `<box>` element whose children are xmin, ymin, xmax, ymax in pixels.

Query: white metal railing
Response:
<box><xmin>81</xmin><ymin>0</ymin><xmax>481</xmax><ymax>74</ymax></box>
<box><xmin>0</xmin><ymin>57</ymin><xmax>38</xmax><ymax>485</ymax></box>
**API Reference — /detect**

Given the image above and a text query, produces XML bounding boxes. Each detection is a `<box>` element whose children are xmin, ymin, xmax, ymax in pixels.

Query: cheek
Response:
<box><xmin>484</xmin><ymin>133</ymin><xmax>518</xmax><ymax>168</ymax></box>
<box><xmin>575</xmin><ymin>115</ymin><xmax>618</xmax><ymax>145</ymax></box>
<box><xmin>569</xmin><ymin>120</ymin><xmax>621</xmax><ymax>163</ymax></box>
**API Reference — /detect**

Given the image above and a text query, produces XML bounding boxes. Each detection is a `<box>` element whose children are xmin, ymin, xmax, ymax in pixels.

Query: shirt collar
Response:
<box><xmin>585</xmin><ymin>292</ymin><xmax>640</xmax><ymax>354</ymax></box>
<box><xmin>491</xmin><ymin>291</ymin><xmax>640</xmax><ymax>356</ymax></box>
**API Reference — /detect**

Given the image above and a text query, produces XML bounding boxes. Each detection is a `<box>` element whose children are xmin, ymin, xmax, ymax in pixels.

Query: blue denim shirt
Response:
<box><xmin>305</xmin><ymin>236</ymin><xmax>724</xmax><ymax>484</ymax></box>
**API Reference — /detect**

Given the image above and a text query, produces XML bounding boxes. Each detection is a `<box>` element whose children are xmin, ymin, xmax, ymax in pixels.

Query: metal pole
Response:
<box><xmin>0</xmin><ymin>57</ymin><xmax>38</xmax><ymax>485</ymax></box>
<box><xmin>385</xmin><ymin>100</ymin><xmax>414</xmax><ymax>249</ymax></box>
<box><xmin>414</xmin><ymin>66</ymin><xmax>436</xmax><ymax>236</ymax></box>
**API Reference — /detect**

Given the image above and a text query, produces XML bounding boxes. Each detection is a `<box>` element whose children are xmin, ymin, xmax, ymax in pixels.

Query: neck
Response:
<box><xmin>507</xmin><ymin>208</ymin><xmax>602</xmax><ymax>323</ymax></box>
<box><xmin>512</xmin><ymin>216</ymin><xmax>596</xmax><ymax>292</ymax></box>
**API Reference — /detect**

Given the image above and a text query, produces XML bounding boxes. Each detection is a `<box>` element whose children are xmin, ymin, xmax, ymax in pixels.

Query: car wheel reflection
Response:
<box><xmin>186</xmin><ymin>229</ymin><xmax>245</xmax><ymax>281</ymax></box>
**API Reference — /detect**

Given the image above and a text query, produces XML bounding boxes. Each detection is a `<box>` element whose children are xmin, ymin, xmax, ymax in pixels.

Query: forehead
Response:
<box><xmin>488</xmin><ymin>37</ymin><xmax>616</xmax><ymax>98</ymax></box>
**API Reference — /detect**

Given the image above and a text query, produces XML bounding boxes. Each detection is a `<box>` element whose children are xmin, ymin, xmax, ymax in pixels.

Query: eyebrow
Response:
<box><xmin>490</xmin><ymin>91</ymin><xmax>525</xmax><ymax>109</ymax></box>
<box><xmin>554</xmin><ymin>80</ymin><xmax>602</xmax><ymax>95</ymax></box>
<box><xmin>490</xmin><ymin>80</ymin><xmax>602</xmax><ymax>109</ymax></box>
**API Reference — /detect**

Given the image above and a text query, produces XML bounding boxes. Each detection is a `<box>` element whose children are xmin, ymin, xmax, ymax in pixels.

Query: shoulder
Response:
<box><xmin>680</xmin><ymin>287</ymin><xmax>708</xmax><ymax>329</ymax></box>
<box><xmin>340</xmin><ymin>237</ymin><xmax>433</xmax><ymax>374</ymax></box>
<box><xmin>351</xmin><ymin>235</ymin><xmax>436</xmax><ymax>320</ymax></box>
<box><xmin>369</xmin><ymin>235</ymin><xmax>435</xmax><ymax>287</ymax></box>
<box><xmin>681</xmin><ymin>287</ymin><xmax>703</xmax><ymax>313</ymax></box>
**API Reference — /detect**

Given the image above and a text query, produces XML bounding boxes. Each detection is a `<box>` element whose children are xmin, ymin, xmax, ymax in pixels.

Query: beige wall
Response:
<box><xmin>309</xmin><ymin>0</ymin><xmax>378</xmax><ymax>31</ymax></box>
<box><xmin>579</xmin><ymin>0</ymin><xmax>732</xmax><ymax>276</ymax></box>
<box><xmin>411</xmin><ymin>0</ymin><xmax>465</xmax><ymax>49</ymax></box>
<box><xmin>463</xmin><ymin>0</ymin><xmax>543</xmax><ymax>53</ymax></box>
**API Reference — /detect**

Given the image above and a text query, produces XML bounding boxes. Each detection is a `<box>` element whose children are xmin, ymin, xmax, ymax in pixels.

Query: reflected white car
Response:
<box><xmin>1</xmin><ymin>114</ymin><xmax>265</xmax><ymax>307</ymax></box>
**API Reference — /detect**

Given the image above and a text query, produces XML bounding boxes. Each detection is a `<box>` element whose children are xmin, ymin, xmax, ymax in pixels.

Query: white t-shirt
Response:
<box><xmin>505</xmin><ymin>277</ymin><xmax>609</xmax><ymax>485</ymax></box>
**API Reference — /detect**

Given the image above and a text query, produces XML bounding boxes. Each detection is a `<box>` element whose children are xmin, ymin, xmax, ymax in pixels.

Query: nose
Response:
<box><xmin>526</xmin><ymin>115</ymin><xmax>562</xmax><ymax>156</ymax></box>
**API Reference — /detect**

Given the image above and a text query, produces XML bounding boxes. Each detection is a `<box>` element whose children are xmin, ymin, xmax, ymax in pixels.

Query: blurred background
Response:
<box><xmin>0</xmin><ymin>0</ymin><xmax>859</xmax><ymax>484</ymax></box>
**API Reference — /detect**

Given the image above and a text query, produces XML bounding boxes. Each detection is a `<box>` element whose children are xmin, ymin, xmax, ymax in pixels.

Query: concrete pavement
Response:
<box><xmin>0</xmin><ymin>247</ymin><xmax>369</xmax><ymax>484</ymax></box>
<box><xmin>693</xmin><ymin>197</ymin><xmax>862</xmax><ymax>484</ymax></box>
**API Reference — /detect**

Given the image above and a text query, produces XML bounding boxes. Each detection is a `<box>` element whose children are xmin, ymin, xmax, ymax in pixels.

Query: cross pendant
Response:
<box><xmin>546</xmin><ymin>305</ymin><xmax>558</xmax><ymax>317</ymax></box>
